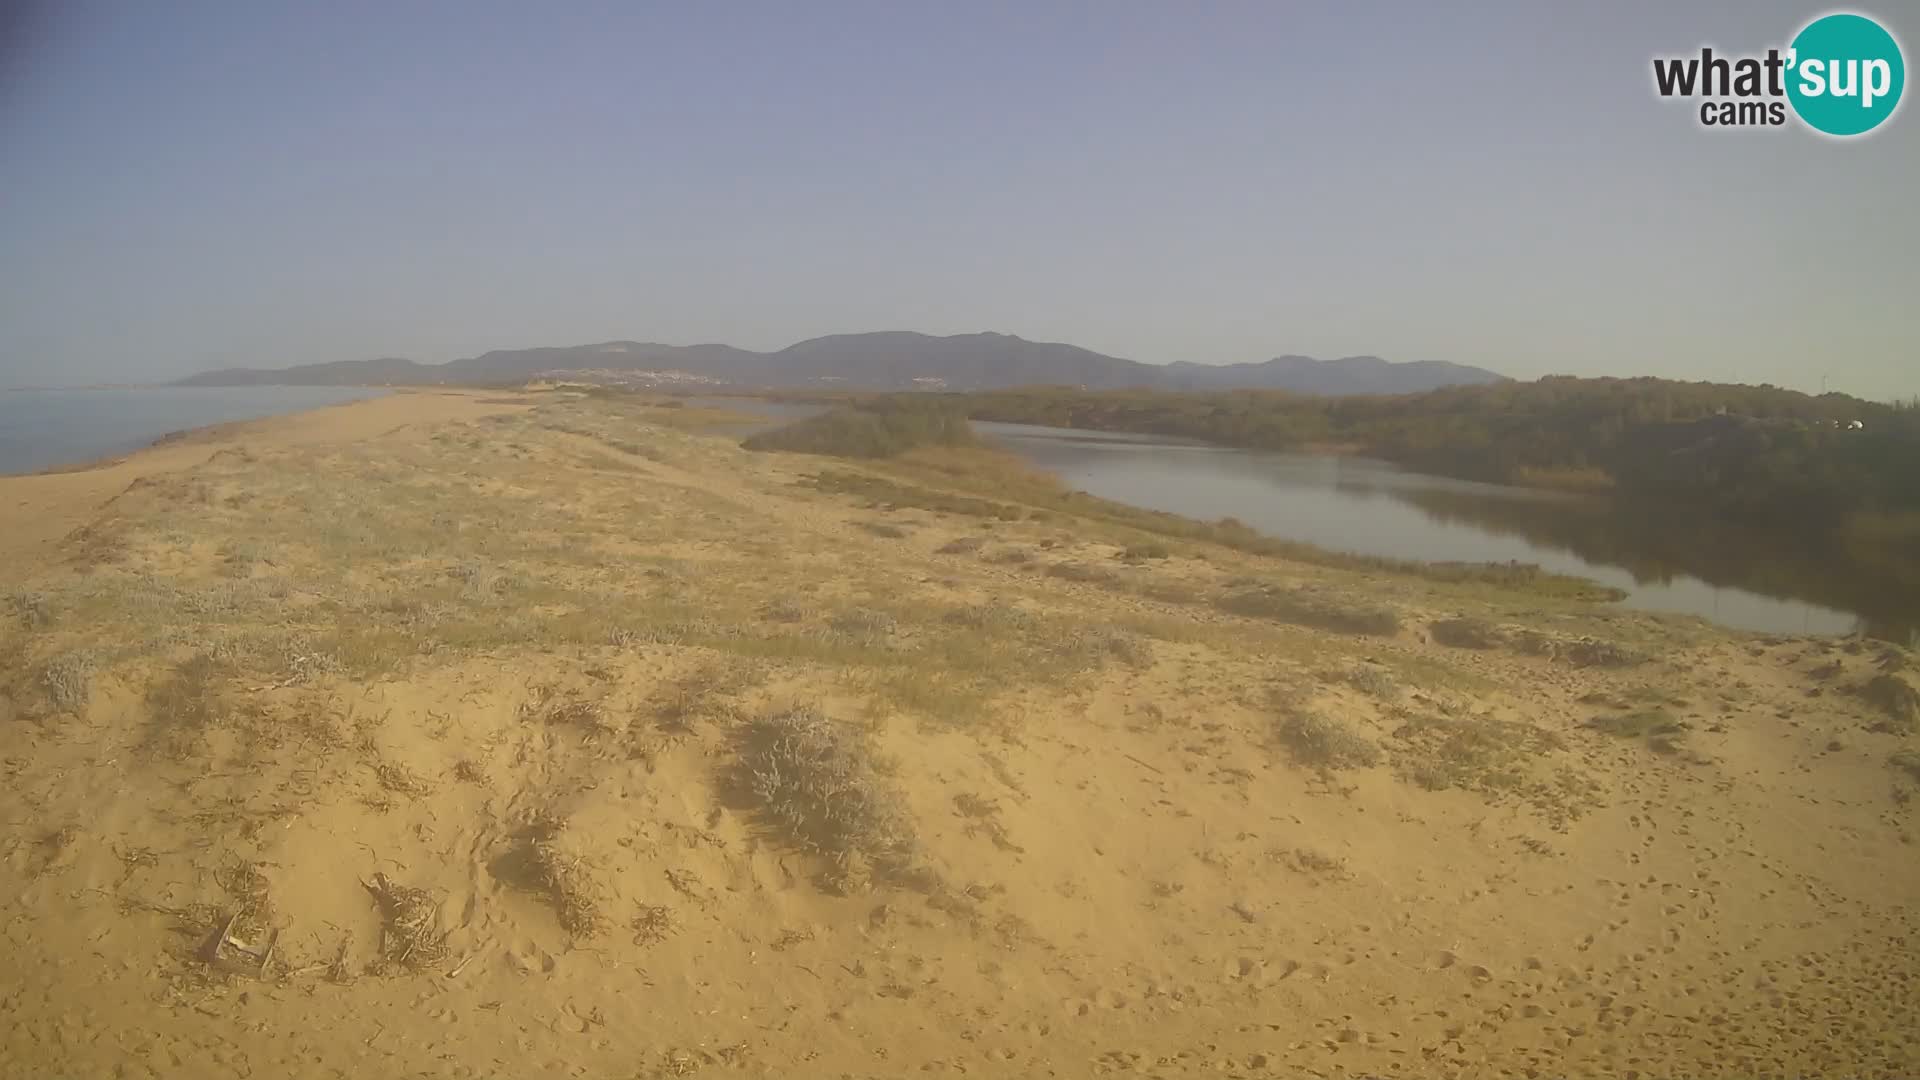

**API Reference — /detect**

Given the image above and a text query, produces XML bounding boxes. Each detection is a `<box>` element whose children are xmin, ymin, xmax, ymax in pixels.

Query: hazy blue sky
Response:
<box><xmin>2</xmin><ymin>1</ymin><xmax>1914</xmax><ymax>397</ymax></box>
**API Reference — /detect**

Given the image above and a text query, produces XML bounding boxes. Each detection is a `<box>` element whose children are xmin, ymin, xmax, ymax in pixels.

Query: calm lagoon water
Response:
<box><xmin>975</xmin><ymin>422</ymin><xmax>1869</xmax><ymax>638</ymax></box>
<box><xmin>543</xmin><ymin>396</ymin><xmax>1903</xmax><ymax>639</ymax></box>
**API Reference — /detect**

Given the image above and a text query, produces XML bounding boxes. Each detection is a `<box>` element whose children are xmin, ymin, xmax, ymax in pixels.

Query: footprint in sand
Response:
<box><xmin>507</xmin><ymin>939</ymin><xmax>556</xmax><ymax>975</ymax></box>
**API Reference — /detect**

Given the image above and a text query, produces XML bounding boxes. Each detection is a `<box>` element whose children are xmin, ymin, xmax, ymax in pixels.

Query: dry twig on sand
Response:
<box><xmin>363</xmin><ymin>873</ymin><xmax>448</xmax><ymax>969</ymax></box>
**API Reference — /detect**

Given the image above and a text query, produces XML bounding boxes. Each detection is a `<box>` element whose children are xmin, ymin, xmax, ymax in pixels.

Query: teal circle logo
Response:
<box><xmin>1787</xmin><ymin>13</ymin><xmax>1905</xmax><ymax>136</ymax></box>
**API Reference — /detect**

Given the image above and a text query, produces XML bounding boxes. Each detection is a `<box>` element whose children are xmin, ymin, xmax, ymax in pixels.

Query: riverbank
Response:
<box><xmin>710</xmin><ymin>397</ymin><xmax>1890</xmax><ymax>636</ymax></box>
<box><xmin>2</xmin><ymin>390</ymin><xmax>1916</xmax><ymax>1077</ymax></box>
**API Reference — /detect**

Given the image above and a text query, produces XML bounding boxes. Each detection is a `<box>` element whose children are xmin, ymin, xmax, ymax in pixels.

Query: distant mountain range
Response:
<box><xmin>175</xmin><ymin>332</ymin><xmax>1506</xmax><ymax>396</ymax></box>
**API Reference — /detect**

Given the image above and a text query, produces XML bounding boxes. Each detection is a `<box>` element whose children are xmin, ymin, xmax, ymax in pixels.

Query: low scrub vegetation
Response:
<box><xmin>1055</xmin><ymin>626</ymin><xmax>1152</xmax><ymax>668</ymax></box>
<box><xmin>1275</xmin><ymin>706</ymin><xmax>1381</xmax><ymax>769</ymax></box>
<box><xmin>37</xmin><ymin>650</ymin><xmax>96</xmax><ymax>713</ymax></box>
<box><xmin>744</xmin><ymin>400</ymin><xmax>976</xmax><ymax>459</ymax></box>
<box><xmin>1859</xmin><ymin>674</ymin><xmax>1918</xmax><ymax>733</ymax></box>
<box><xmin>1430</xmin><ymin>616</ymin><xmax>1505</xmax><ymax>649</ymax></box>
<box><xmin>734</xmin><ymin>708</ymin><xmax>919</xmax><ymax>889</ymax></box>
<box><xmin>8</xmin><ymin>590</ymin><xmax>53</xmax><ymax>629</ymax></box>
<box><xmin>1044</xmin><ymin>561</ymin><xmax>1118</xmax><ymax>584</ymax></box>
<box><xmin>1218</xmin><ymin>584</ymin><xmax>1401</xmax><ymax>637</ymax></box>
<box><xmin>1390</xmin><ymin>712</ymin><xmax>1565</xmax><ymax>794</ymax></box>
<box><xmin>790</xmin><ymin>440</ymin><xmax>1620</xmax><ymax>602</ymax></box>
<box><xmin>809</xmin><ymin>471</ymin><xmax>1024</xmax><ymax>521</ymax></box>
<box><xmin>1584</xmin><ymin>707</ymin><xmax>1689</xmax><ymax>755</ymax></box>
<box><xmin>935</xmin><ymin>536</ymin><xmax>987</xmax><ymax>555</ymax></box>
<box><xmin>1335</xmin><ymin>665</ymin><xmax>1400</xmax><ymax>699</ymax></box>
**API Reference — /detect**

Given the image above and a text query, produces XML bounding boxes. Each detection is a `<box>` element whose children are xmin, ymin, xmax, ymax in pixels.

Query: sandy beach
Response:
<box><xmin>1</xmin><ymin>389</ymin><xmax>1914</xmax><ymax>1078</ymax></box>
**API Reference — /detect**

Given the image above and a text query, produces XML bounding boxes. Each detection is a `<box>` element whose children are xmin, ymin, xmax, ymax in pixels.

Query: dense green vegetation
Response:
<box><xmin>742</xmin><ymin>399</ymin><xmax>976</xmax><ymax>458</ymax></box>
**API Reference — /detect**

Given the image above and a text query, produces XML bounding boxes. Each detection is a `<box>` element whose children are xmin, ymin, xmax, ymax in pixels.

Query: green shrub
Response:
<box><xmin>744</xmin><ymin>401</ymin><xmax>977</xmax><ymax>459</ymax></box>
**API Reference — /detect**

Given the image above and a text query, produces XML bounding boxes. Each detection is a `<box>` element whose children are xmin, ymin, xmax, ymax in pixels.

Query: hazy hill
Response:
<box><xmin>1161</xmin><ymin>354</ymin><xmax>1506</xmax><ymax>395</ymax></box>
<box><xmin>174</xmin><ymin>332</ymin><xmax>1506</xmax><ymax>395</ymax></box>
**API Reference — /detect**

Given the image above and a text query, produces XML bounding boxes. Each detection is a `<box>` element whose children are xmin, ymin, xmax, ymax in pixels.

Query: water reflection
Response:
<box><xmin>1395</xmin><ymin>487</ymin><xmax>1917</xmax><ymax>643</ymax></box>
<box><xmin>697</xmin><ymin>402</ymin><xmax>1907</xmax><ymax>640</ymax></box>
<box><xmin>975</xmin><ymin>421</ymin><xmax>1896</xmax><ymax>640</ymax></box>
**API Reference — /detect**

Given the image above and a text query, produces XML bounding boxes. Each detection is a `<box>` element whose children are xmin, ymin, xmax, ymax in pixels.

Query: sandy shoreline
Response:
<box><xmin>0</xmin><ymin>388</ymin><xmax>530</xmax><ymax>574</ymax></box>
<box><xmin>1</xmin><ymin>389</ymin><xmax>1915</xmax><ymax>1078</ymax></box>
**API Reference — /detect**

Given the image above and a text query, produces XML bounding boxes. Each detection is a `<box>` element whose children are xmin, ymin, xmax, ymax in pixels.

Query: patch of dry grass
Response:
<box><xmin>833</xmin><ymin>443</ymin><xmax>1621</xmax><ymax>602</ymax></box>
<box><xmin>1334</xmin><ymin>665</ymin><xmax>1400</xmax><ymax>699</ymax></box>
<box><xmin>1860</xmin><ymin>674</ymin><xmax>1918</xmax><ymax>733</ymax></box>
<box><xmin>7</xmin><ymin>590</ymin><xmax>53</xmax><ymax>629</ymax></box>
<box><xmin>809</xmin><ymin>470</ymin><xmax>1024</xmax><ymax>521</ymax></box>
<box><xmin>1583</xmin><ymin>708</ymin><xmax>1690</xmax><ymax>755</ymax></box>
<box><xmin>143</xmin><ymin>654</ymin><xmax>228</xmax><ymax>757</ymax></box>
<box><xmin>1219</xmin><ymin>585</ymin><xmax>1401</xmax><ymax>637</ymax></box>
<box><xmin>1055</xmin><ymin>626</ymin><xmax>1152</xmax><ymax>668</ymax></box>
<box><xmin>734</xmin><ymin>707</ymin><xmax>919</xmax><ymax>890</ymax></box>
<box><xmin>828</xmin><ymin>608</ymin><xmax>898</xmax><ymax>647</ymax></box>
<box><xmin>941</xmin><ymin>601</ymin><xmax>1035</xmax><ymax>632</ymax></box>
<box><xmin>1391</xmin><ymin>711</ymin><xmax>1568</xmax><ymax>791</ymax></box>
<box><xmin>37</xmin><ymin>650</ymin><xmax>96</xmax><ymax>713</ymax></box>
<box><xmin>1045</xmin><ymin>561</ymin><xmax>1118</xmax><ymax>584</ymax></box>
<box><xmin>1430</xmin><ymin>616</ymin><xmax>1505</xmax><ymax>649</ymax></box>
<box><xmin>1274</xmin><ymin>705</ymin><xmax>1381</xmax><ymax>769</ymax></box>
<box><xmin>1562</xmin><ymin>638</ymin><xmax>1645</xmax><ymax>669</ymax></box>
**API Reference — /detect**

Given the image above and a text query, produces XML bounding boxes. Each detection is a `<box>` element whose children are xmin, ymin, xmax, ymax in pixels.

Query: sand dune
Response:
<box><xmin>1</xmin><ymin>390</ymin><xmax>1915</xmax><ymax>1078</ymax></box>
